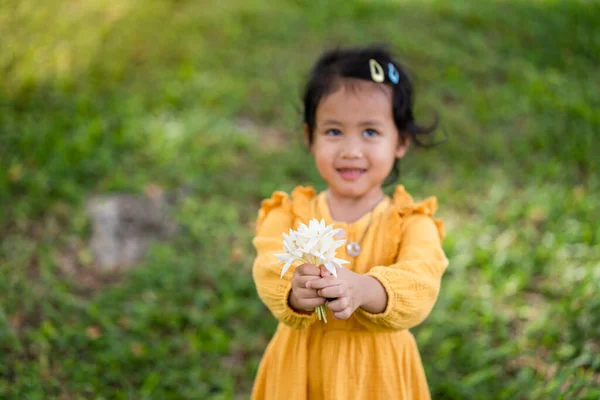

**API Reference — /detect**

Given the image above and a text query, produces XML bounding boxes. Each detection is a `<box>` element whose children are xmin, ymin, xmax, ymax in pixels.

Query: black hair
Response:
<box><xmin>302</xmin><ymin>43</ymin><xmax>440</xmax><ymax>184</ymax></box>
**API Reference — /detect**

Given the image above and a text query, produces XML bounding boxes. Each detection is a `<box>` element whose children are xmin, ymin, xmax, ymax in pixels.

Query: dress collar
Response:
<box><xmin>316</xmin><ymin>191</ymin><xmax>390</xmax><ymax>226</ymax></box>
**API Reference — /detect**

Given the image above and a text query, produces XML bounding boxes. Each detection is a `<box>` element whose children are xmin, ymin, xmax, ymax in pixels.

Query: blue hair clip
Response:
<box><xmin>388</xmin><ymin>63</ymin><xmax>399</xmax><ymax>84</ymax></box>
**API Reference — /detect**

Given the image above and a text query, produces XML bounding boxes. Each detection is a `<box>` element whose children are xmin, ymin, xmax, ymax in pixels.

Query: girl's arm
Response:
<box><xmin>353</xmin><ymin>213</ymin><xmax>448</xmax><ymax>332</ymax></box>
<box><xmin>252</xmin><ymin>197</ymin><xmax>318</xmax><ymax>329</ymax></box>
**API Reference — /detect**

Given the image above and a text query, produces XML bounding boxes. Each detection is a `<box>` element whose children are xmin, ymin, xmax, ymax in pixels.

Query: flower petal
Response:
<box><xmin>333</xmin><ymin>228</ymin><xmax>345</xmax><ymax>239</ymax></box>
<box><xmin>274</xmin><ymin>253</ymin><xmax>292</xmax><ymax>262</ymax></box>
<box><xmin>331</xmin><ymin>239</ymin><xmax>346</xmax><ymax>250</ymax></box>
<box><xmin>303</xmin><ymin>237</ymin><xmax>319</xmax><ymax>253</ymax></box>
<box><xmin>277</xmin><ymin>218</ymin><xmax>351</xmax><ymax>281</ymax></box>
<box><xmin>280</xmin><ymin>260</ymin><xmax>295</xmax><ymax>278</ymax></box>
<box><xmin>333</xmin><ymin>257</ymin><xmax>350</xmax><ymax>265</ymax></box>
<box><xmin>324</xmin><ymin>262</ymin><xmax>337</xmax><ymax>278</ymax></box>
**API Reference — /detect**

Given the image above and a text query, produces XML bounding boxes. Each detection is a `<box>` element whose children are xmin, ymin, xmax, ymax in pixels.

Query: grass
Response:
<box><xmin>1</xmin><ymin>0</ymin><xmax>599</xmax><ymax>398</ymax></box>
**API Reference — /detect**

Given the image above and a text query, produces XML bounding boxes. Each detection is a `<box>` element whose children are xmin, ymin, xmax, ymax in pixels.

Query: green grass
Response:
<box><xmin>1</xmin><ymin>0</ymin><xmax>599</xmax><ymax>398</ymax></box>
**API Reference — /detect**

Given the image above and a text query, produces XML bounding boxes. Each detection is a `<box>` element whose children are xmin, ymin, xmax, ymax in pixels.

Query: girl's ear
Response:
<box><xmin>395</xmin><ymin>135</ymin><xmax>410</xmax><ymax>159</ymax></box>
<box><xmin>303</xmin><ymin>124</ymin><xmax>313</xmax><ymax>154</ymax></box>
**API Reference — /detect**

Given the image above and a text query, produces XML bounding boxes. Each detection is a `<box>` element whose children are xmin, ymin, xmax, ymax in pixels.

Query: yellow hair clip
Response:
<box><xmin>369</xmin><ymin>59</ymin><xmax>385</xmax><ymax>83</ymax></box>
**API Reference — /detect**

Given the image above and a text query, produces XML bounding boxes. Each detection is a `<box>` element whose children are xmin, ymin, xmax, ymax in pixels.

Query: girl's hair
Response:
<box><xmin>302</xmin><ymin>44</ymin><xmax>439</xmax><ymax>183</ymax></box>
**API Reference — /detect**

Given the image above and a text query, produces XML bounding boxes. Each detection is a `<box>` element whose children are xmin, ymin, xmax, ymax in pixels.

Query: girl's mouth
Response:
<box><xmin>337</xmin><ymin>168</ymin><xmax>366</xmax><ymax>181</ymax></box>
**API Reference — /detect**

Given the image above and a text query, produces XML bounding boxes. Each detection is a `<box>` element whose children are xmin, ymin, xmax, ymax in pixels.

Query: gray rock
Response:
<box><xmin>86</xmin><ymin>190</ymin><xmax>179</xmax><ymax>270</ymax></box>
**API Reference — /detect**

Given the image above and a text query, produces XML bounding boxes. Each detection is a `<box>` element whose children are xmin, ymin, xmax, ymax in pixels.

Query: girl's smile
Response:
<box><xmin>336</xmin><ymin>167</ymin><xmax>367</xmax><ymax>181</ymax></box>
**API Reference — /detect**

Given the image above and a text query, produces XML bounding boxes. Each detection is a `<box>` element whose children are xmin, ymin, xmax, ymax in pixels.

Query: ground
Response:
<box><xmin>0</xmin><ymin>0</ymin><xmax>599</xmax><ymax>398</ymax></box>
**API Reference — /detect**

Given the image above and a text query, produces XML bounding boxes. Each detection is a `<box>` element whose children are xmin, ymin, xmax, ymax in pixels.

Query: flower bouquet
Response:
<box><xmin>275</xmin><ymin>219</ymin><xmax>349</xmax><ymax>322</ymax></box>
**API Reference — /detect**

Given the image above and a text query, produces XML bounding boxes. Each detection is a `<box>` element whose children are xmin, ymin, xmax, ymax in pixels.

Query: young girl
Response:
<box><xmin>251</xmin><ymin>44</ymin><xmax>448</xmax><ymax>400</ymax></box>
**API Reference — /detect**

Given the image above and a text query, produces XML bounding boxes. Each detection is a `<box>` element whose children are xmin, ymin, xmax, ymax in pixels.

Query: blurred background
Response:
<box><xmin>1</xmin><ymin>0</ymin><xmax>599</xmax><ymax>398</ymax></box>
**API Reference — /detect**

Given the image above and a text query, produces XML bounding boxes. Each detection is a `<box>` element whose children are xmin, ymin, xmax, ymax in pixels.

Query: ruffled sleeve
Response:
<box><xmin>353</xmin><ymin>185</ymin><xmax>448</xmax><ymax>332</ymax></box>
<box><xmin>252</xmin><ymin>187</ymin><xmax>318</xmax><ymax>329</ymax></box>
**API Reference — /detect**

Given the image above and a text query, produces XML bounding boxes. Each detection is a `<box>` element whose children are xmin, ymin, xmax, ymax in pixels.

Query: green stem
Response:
<box><xmin>301</xmin><ymin>255</ymin><xmax>328</xmax><ymax>323</ymax></box>
<box><xmin>316</xmin><ymin>305</ymin><xmax>327</xmax><ymax>323</ymax></box>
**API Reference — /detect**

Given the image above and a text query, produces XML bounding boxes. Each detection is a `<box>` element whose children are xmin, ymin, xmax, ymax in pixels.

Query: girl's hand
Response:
<box><xmin>289</xmin><ymin>264</ymin><xmax>326</xmax><ymax>312</ymax></box>
<box><xmin>306</xmin><ymin>265</ymin><xmax>364</xmax><ymax>320</ymax></box>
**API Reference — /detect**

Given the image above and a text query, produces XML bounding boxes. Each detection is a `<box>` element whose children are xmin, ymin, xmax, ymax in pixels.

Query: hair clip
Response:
<box><xmin>369</xmin><ymin>59</ymin><xmax>385</xmax><ymax>83</ymax></box>
<box><xmin>388</xmin><ymin>63</ymin><xmax>399</xmax><ymax>84</ymax></box>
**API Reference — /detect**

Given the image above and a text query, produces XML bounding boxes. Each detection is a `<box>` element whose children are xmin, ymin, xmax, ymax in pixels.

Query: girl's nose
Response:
<box><xmin>340</xmin><ymin>139</ymin><xmax>363</xmax><ymax>159</ymax></box>
<box><xmin>340</xmin><ymin>150</ymin><xmax>362</xmax><ymax>159</ymax></box>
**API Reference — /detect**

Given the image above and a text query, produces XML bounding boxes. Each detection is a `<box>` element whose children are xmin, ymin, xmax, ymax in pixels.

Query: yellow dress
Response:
<box><xmin>251</xmin><ymin>185</ymin><xmax>448</xmax><ymax>400</ymax></box>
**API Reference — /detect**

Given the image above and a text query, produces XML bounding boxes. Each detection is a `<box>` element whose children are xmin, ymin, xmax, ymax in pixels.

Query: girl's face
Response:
<box><xmin>307</xmin><ymin>79</ymin><xmax>409</xmax><ymax>201</ymax></box>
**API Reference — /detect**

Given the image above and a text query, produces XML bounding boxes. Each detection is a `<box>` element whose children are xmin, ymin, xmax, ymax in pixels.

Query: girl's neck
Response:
<box><xmin>326</xmin><ymin>188</ymin><xmax>386</xmax><ymax>223</ymax></box>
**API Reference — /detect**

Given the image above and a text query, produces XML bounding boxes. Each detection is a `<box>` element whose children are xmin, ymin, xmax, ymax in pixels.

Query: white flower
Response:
<box><xmin>274</xmin><ymin>218</ymin><xmax>349</xmax><ymax>278</ymax></box>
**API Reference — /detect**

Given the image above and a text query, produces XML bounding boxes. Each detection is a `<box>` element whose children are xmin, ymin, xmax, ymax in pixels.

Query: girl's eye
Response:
<box><xmin>363</xmin><ymin>129</ymin><xmax>379</xmax><ymax>138</ymax></box>
<box><xmin>325</xmin><ymin>129</ymin><xmax>342</xmax><ymax>136</ymax></box>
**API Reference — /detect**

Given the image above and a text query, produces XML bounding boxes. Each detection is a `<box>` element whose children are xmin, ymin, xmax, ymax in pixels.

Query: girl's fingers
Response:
<box><xmin>299</xmin><ymin>297</ymin><xmax>326</xmax><ymax>310</ymax></box>
<box><xmin>296</xmin><ymin>264</ymin><xmax>321</xmax><ymax>276</ymax></box>
<box><xmin>295</xmin><ymin>288</ymin><xmax>320</xmax><ymax>299</ymax></box>
<box><xmin>293</xmin><ymin>276</ymin><xmax>320</xmax><ymax>290</ymax></box>
<box><xmin>320</xmin><ymin>265</ymin><xmax>332</xmax><ymax>277</ymax></box>
<box><xmin>326</xmin><ymin>297</ymin><xmax>349</xmax><ymax>312</ymax></box>
<box><xmin>299</xmin><ymin>275</ymin><xmax>320</xmax><ymax>286</ymax></box>
<box><xmin>333</xmin><ymin>309</ymin><xmax>353</xmax><ymax>320</ymax></box>
<box><xmin>318</xmin><ymin>285</ymin><xmax>345</xmax><ymax>299</ymax></box>
<box><xmin>305</xmin><ymin>276</ymin><xmax>338</xmax><ymax>290</ymax></box>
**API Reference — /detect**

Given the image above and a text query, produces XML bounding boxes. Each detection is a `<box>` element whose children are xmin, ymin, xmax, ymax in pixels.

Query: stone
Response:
<box><xmin>86</xmin><ymin>189</ymin><xmax>179</xmax><ymax>270</ymax></box>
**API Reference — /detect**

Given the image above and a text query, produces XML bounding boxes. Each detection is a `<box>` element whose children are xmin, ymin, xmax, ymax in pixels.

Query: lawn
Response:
<box><xmin>1</xmin><ymin>0</ymin><xmax>599</xmax><ymax>398</ymax></box>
